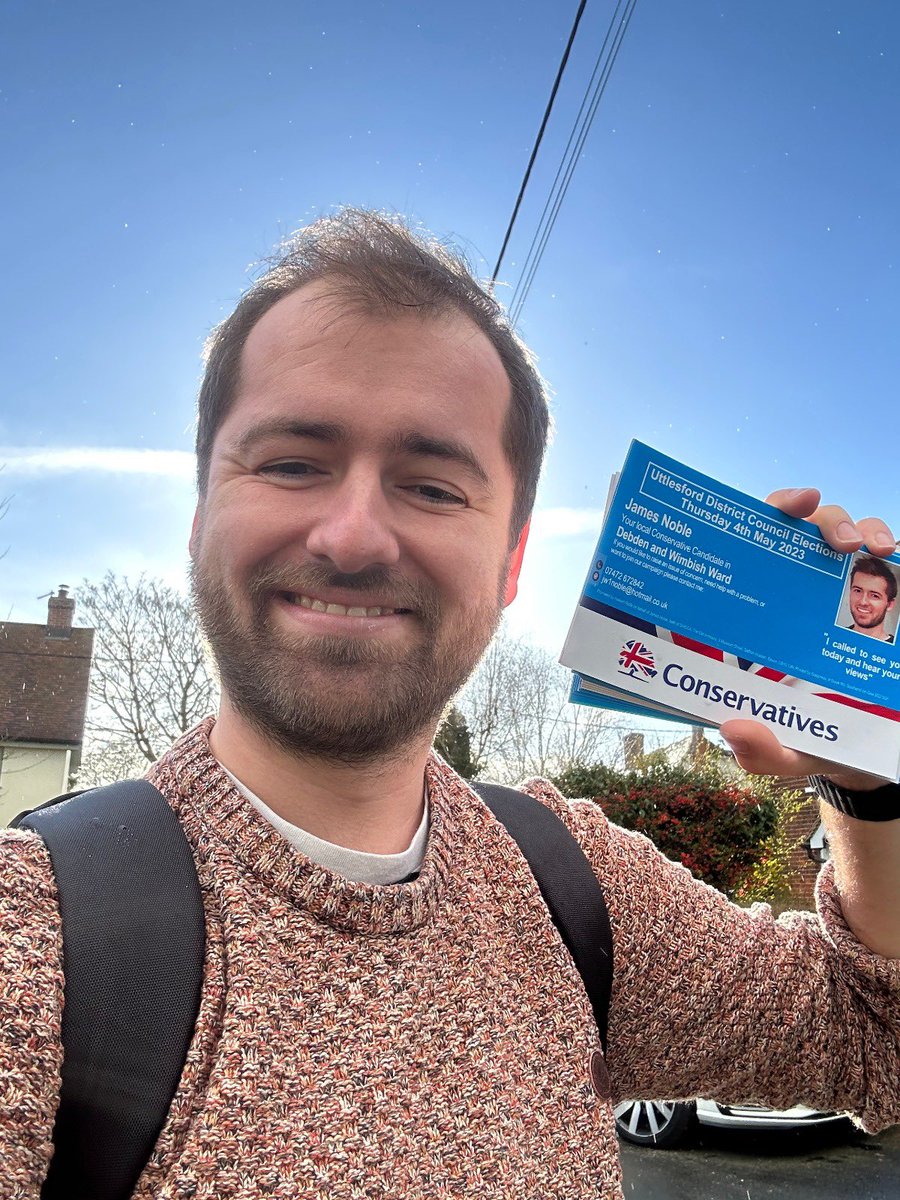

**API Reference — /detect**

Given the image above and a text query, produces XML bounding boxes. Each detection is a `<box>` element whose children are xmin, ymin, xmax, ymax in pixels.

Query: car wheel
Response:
<box><xmin>613</xmin><ymin>1099</ymin><xmax>697</xmax><ymax>1148</ymax></box>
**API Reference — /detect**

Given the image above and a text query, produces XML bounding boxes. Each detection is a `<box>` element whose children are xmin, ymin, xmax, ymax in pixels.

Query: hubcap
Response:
<box><xmin>614</xmin><ymin>1099</ymin><xmax>678</xmax><ymax>1138</ymax></box>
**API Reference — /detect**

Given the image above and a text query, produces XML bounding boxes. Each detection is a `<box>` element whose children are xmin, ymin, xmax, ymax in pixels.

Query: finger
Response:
<box><xmin>801</xmin><ymin>503</ymin><xmax>864</xmax><ymax>553</ymax></box>
<box><xmin>766</xmin><ymin>492</ymin><xmax>867</xmax><ymax>553</ymax></box>
<box><xmin>720</xmin><ymin>719</ymin><xmax>816</xmax><ymax>777</ymax></box>
<box><xmin>765</xmin><ymin>487</ymin><xmax>820</xmax><ymax>519</ymax></box>
<box><xmin>855</xmin><ymin>516</ymin><xmax>897</xmax><ymax>557</ymax></box>
<box><xmin>720</xmin><ymin>719</ymin><xmax>886</xmax><ymax>790</ymax></box>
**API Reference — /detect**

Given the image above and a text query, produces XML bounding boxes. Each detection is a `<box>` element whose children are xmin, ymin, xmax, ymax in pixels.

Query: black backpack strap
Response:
<box><xmin>13</xmin><ymin>780</ymin><xmax>205</xmax><ymax>1200</ymax></box>
<box><xmin>472</xmin><ymin>781</ymin><xmax>613</xmax><ymax>1053</ymax></box>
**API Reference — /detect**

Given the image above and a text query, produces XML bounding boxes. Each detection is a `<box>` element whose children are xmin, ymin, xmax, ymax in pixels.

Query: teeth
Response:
<box><xmin>283</xmin><ymin>593</ymin><xmax>398</xmax><ymax>618</ymax></box>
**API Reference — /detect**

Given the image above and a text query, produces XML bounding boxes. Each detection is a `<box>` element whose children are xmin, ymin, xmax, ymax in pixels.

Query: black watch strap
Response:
<box><xmin>809</xmin><ymin>775</ymin><xmax>900</xmax><ymax>822</ymax></box>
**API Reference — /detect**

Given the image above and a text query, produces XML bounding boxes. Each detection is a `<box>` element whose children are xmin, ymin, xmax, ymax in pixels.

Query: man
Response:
<box><xmin>3</xmin><ymin>209</ymin><xmax>900</xmax><ymax>1199</ymax></box>
<box><xmin>847</xmin><ymin>554</ymin><xmax>898</xmax><ymax>642</ymax></box>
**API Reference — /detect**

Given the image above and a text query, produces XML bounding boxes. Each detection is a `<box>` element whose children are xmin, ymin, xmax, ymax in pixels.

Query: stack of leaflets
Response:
<box><xmin>560</xmin><ymin>442</ymin><xmax>900</xmax><ymax>780</ymax></box>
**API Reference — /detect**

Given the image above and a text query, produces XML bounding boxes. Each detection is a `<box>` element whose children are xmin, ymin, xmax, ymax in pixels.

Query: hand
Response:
<box><xmin>763</xmin><ymin>487</ymin><xmax>896</xmax><ymax>559</ymax></box>
<box><xmin>720</xmin><ymin>487</ymin><xmax>896</xmax><ymax>791</ymax></box>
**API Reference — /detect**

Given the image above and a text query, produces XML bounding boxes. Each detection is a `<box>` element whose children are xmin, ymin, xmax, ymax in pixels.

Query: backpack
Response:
<box><xmin>13</xmin><ymin>778</ymin><xmax>613</xmax><ymax>1200</ymax></box>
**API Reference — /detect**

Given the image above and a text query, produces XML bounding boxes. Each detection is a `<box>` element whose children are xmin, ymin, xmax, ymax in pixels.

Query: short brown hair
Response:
<box><xmin>851</xmin><ymin>554</ymin><xmax>898</xmax><ymax>603</ymax></box>
<box><xmin>197</xmin><ymin>208</ymin><xmax>551</xmax><ymax>542</ymax></box>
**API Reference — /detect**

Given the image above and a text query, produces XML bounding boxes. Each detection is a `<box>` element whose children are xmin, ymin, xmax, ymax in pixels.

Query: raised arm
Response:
<box><xmin>721</xmin><ymin>488</ymin><xmax>900</xmax><ymax>958</ymax></box>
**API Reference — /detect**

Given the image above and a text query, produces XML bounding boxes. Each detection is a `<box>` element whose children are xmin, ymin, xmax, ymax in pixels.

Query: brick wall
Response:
<box><xmin>774</xmin><ymin>778</ymin><xmax>821</xmax><ymax>911</ymax></box>
<box><xmin>0</xmin><ymin>618</ymin><xmax>94</xmax><ymax>745</ymax></box>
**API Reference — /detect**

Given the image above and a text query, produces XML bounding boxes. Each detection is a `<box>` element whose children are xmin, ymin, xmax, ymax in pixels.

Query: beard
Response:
<box><xmin>191</xmin><ymin>557</ymin><xmax>504</xmax><ymax>765</ymax></box>
<box><xmin>851</xmin><ymin>605</ymin><xmax>886</xmax><ymax>629</ymax></box>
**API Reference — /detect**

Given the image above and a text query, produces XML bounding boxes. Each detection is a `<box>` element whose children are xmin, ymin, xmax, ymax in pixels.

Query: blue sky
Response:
<box><xmin>2</xmin><ymin>0</ymin><xmax>897</xmax><ymax>657</ymax></box>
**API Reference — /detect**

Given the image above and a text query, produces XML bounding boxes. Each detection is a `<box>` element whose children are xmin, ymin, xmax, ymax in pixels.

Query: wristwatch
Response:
<box><xmin>809</xmin><ymin>775</ymin><xmax>900</xmax><ymax>822</ymax></box>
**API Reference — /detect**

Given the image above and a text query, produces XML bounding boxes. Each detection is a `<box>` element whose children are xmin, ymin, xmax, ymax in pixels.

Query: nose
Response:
<box><xmin>305</xmin><ymin>473</ymin><xmax>401</xmax><ymax>574</ymax></box>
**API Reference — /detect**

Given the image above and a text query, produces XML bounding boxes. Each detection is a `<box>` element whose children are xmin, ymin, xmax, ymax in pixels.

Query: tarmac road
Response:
<box><xmin>618</xmin><ymin>1120</ymin><xmax>900</xmax><ymax>1199</ymax></box>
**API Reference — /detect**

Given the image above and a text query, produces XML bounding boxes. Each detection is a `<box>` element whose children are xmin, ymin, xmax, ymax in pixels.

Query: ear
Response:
<box><xmin>503</xmin><ymin>521</ymin><xmax>530</xmax><ymax>607</ymax></box>
<box><xmin>188</xmin><ymin>505</ymin><xmax>202</xmax><ymax>559</ymax></box>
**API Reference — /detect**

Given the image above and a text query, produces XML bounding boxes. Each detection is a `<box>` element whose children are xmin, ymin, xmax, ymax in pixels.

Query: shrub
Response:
<box><xmin>552</xmin><ymin>760</ymin><xmax>779</xmax><ymax>897</ymax></box>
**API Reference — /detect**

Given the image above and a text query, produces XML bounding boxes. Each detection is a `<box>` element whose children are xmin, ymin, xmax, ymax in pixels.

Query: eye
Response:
<box><xmin>258</xmin><ymin>460</ymin><xmax>321</xmax><ymax>480</ymax></box>
<box><xmin>407</xmin><ymin>483</ymin><xmax>466</xmax><ymax>506</ymax></box>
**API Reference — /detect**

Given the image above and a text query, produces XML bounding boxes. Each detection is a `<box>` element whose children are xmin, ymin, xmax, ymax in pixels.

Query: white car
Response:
<box><xmin>614</xmin><ymin>1098</ymin><xmax>846</xmax><ymax>1149</ymax></box>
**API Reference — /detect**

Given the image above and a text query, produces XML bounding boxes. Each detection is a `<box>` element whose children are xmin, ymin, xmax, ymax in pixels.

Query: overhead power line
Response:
<box><xmin>491</xmin><ymin>0</ymin><xmax>589</xmax><ymax>285</ymax></box>
<box><xmin>508</xmin><ymin>0</ymin><xmax>638</xmax><ymax>326</ymax></box>
<box><xmin>492</xmin><ymin>0</ymin><xmax>639</xmax><ymax>325</ymax></box>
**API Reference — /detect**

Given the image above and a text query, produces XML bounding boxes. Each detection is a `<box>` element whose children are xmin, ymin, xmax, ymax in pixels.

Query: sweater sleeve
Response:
<box><xmin>0</xmin><ymin>829</ymin><xmax>64</xmax><ymax>1197</ymax></box>
<box><xmin>521</xmin><ymin>779</ymin><xmax>900</xmax><ymax>1133</ymax></box>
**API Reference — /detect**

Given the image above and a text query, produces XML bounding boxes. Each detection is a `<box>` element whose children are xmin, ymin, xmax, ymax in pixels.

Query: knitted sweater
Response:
<box><xmin>3</xmin><ymin>718</ymin><xmax>900</xmax><ymax>1199</ymax></box>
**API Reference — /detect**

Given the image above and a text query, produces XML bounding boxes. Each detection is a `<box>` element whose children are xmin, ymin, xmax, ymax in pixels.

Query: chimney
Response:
<box><xmin>47</xmin><ymin>585</ymin><xmax>75</xmax><ymax>638</ymax></box>
<box><xmin>690</xmin><ymin>725</ymin><xmax>707</xmax><ymax>763</ymax></box>
<box><xmin>623</xmin><ymin>732</ymin><xmax>644</xmax><ymax>769</ymax></box>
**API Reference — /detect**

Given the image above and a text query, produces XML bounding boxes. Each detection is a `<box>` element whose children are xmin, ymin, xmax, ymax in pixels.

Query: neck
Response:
<box><xmin>853</xmin><ymin>622</ymin><xmax>887</xmax><ymax>640</ymax></box>
<box><xmin>209</xmin><ymin>695</ymin><xmax>432</xmax><ymax>854</ymax></box>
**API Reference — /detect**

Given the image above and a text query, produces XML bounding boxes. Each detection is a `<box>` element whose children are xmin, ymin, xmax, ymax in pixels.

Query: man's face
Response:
<box><xmin>849</xmin><ymin>571</ymin><xmax>895</xmax><ymax>633</ymax></box>
<box><xmin>190</xmin><ymin>283</ymin><xmax>521</xmax><ymax>762</ymax></box>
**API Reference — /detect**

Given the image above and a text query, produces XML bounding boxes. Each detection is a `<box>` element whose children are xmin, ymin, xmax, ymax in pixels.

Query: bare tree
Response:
<box><xmin>458</xmin><ymin>626</ymin><xmax>611</xmax><ymax>783</ymax></box>
<box><xmin>76</xmin><ymin>573</ymin><xmax>218</xmax><ymax>773</ymax></box>
<box><xmin>76</xmin><ymin>737</ymin><xmax>154</xmax><ymax>788</ymax></box>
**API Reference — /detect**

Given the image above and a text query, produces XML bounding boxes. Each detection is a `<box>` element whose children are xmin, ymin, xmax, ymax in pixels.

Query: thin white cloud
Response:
<box><xmin>531</xmin><ymin>506</ymin><xmax>603</xmax><ymax>540</ymax></box>
<box><xmin>0</xmin><ymin>447</ymin><xmax>196</xmax><ymax>478</ymax></box>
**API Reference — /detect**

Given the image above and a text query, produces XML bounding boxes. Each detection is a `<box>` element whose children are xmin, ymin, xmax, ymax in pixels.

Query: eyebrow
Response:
<box><xmin>852</xmin><ymin>581</ymin><xmax>887</xmax><ymax>593</ymax></box>
<box><xmin>232</xmin><ymin>419</ymin><xmax>347</xmax><ymax>458</ymax></box>
<box><xmin>232</xmin><ymin>419</ymin><xmax>491</xmax><ymax>488</ymax></box>
<box><xmin>386</xmin><ymin>431</ymin><xmax>490</xmax><ymax>488</ymax></box>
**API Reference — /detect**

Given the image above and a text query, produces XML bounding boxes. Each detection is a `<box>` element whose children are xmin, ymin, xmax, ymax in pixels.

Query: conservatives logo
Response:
<box><xmin>660</xmin><ymin>662</ymin><xmax>840</xmax><ymax>743</ymax></box>
<box><xmin>618</xmin><ymin>640</ymin><xmax>658</xmax><ymax>680</ymax></box>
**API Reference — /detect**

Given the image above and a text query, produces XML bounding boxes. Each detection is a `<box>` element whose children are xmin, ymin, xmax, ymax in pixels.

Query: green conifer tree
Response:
<box><xmin>434</xmin><ymin>705</ymin><xmax>481</xmax><ymax>778</ymax></box>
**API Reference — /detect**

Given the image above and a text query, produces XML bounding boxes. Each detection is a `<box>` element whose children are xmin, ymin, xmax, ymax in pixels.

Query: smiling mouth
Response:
<box><xmin>280</xmin><ymin>591</ymin><xmax>411</xmax><ymax>618</ymax></box>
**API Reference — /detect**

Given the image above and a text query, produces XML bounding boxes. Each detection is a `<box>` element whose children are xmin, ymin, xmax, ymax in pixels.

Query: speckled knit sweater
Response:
<box><xmin>3</xmin><ymin>718</ymin><xmax>900</xmax><ymax>1199</ymax></box>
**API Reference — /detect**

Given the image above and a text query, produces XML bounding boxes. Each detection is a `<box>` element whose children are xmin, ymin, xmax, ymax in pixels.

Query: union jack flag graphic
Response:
<box><xmin>618</xmin><ymin>639</ymin><xmax>658</xmax><ymax>679</ymax></box>
<box><xmin>581</xmin><ymin>596</ymin><xmax>900</xmax><ymax>723</ymax></box>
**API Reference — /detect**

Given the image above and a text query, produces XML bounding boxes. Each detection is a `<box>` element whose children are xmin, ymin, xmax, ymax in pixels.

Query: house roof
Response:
<box><xmin>0</xmin><ymin>620</ymin><xmax>94</xmax><ymax>746</ymax></box>
<box><xmin>660</xmin><ymin>731</ymin><xmax>742</xmax><ymax>774</ymax></box>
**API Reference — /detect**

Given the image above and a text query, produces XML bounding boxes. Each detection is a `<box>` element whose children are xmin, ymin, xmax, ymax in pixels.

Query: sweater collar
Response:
<box><xmin>222</xmin><ymin>764</ymin><xmax>430</xmax><ymax>885</ymax></box>
<box><xmin>151</xmin><ymin>716</ymin><xmax>463</xmax><ymax>935</ymax></box>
